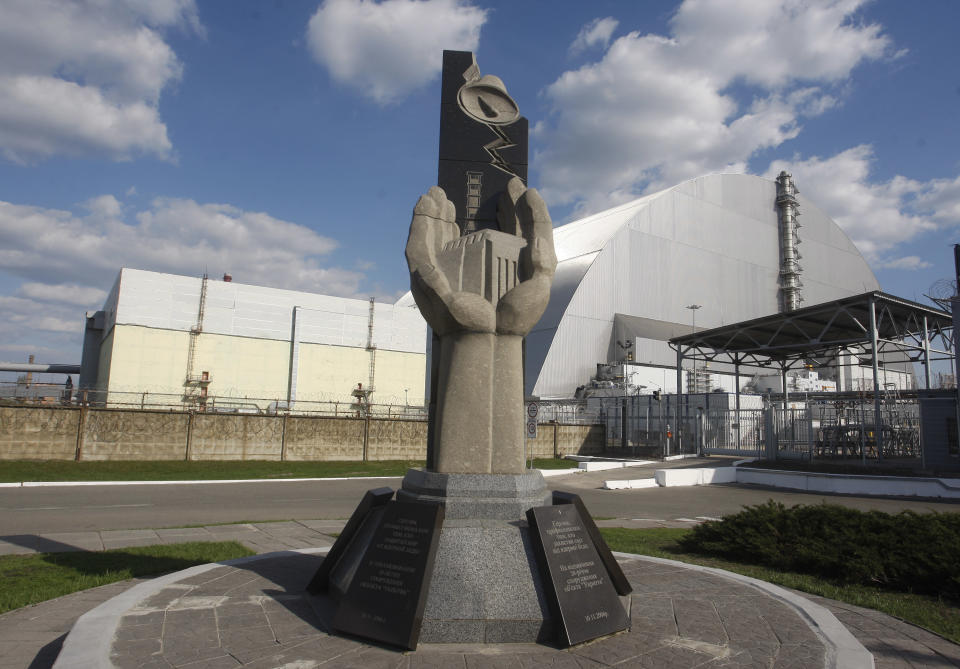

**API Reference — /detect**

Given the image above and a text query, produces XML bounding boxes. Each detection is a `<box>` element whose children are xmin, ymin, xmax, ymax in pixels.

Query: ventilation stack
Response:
<box><xmin>776</xmin><ymin>171</ymin><xmax>803</xmax><ymax>312</ymax></box>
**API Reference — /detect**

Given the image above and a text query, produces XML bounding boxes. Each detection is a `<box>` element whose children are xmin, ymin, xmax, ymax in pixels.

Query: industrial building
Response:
<box><xmin>79</xmin><ymin>268</ymin><xmax>427</xmax><ymax>409</ymax></box>
<box><xmin>82</xmin><ymin>171</ymin><xmax>913</xmax><ymax>409</ymax></box>
<box><xmin>518</xmin><ymin>172</ymin><xmax>913</xmax><ymax>398</ymax></box>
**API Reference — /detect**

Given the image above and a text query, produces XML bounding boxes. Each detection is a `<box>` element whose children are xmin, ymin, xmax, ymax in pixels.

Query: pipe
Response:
<box><xmin>0</xmin><ymin>363</ymin><xmax>80</xmax><ymax>374</ymax></box>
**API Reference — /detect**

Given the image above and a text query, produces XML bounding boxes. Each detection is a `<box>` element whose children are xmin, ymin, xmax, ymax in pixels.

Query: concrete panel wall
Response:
<box><xmin>189</xmin><ymin>414</ymin><xmax>283</xmax><ymax>460</ymax></box>
<box><xmin>104</xmin><ymin>325</ymin><xmax>190</xmax><ymax>394</ymax></box>
<box><xmin>557</xmin><ymin>425</ymin><xmax>605</xmax><ymax>456</ymax></box>
<box><xmin>0</xmin><ymin>405</ymin><xmax>600</xmax><ymax>463</ymax></box>
<box><xmin>521</xmin><ymin>424</ymin><xmax>606</xmax><ymax>459</ymax></box>
<box><xmin>283</xmin><ymin>416</ymin><xmax>365</xmax><ymax>461</ymax></box>
<box><xmin>0</xmin><ymin>406</ymin><xmax>79</xmax><ymax>460</ymax></box>
<box><xmin>367</xmin><ymin>419</ymin><xmax>428</xmax><ymax>461</ymax></box>
<box><xmin>82</xmin><ymin>410</ymin><xmax>189</xmax><ymax>461</ymax></box>
<box><xmin>100</xmin><ymin>324</ymin><xmax>427</xmax><ymax>408</ymax></box>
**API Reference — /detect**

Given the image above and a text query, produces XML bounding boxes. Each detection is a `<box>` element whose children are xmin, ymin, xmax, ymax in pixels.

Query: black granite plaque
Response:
<box><xmin>438</xmin><ymin>50</ymin><xmax>528</xmax><ymax>235</ymax></box>
<box><xmin>332</xmin><ymin>500</ymin><xmax>444</xmax><ymax>650</ymax></box>
<box><xmin>553</xmin><ymin>491</ymin><xmax>632</xmax><ymax>595</ymax></box>
<box><xmin>306</xmin><ymin>486</ymin><xmax>393</xmax><ymax>595</ymax></box>
<box><xmin>527</xmin><ymin>505</ymin><xmax>630</xmax><ymax>647</ymax></box>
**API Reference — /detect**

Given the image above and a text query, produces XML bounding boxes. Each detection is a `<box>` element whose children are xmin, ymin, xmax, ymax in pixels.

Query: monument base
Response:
<box><xmin>417</xmin><ymin>517</ymin><xmax>551</xmax><ymax>643</ymax></box>
<box><xmin>403</xmin><ymin>469</ymin><xmax>555</xmax><ymax>643</ymax></box>
<box><xmin>396</xmin><ymin>468</ymin><xmax>552</xmax><ymax>519</ymax></box>
<box><xmin>327</xmin><ymin>469</ymin><xmax>554</xmax><ymax>643</ymax></box>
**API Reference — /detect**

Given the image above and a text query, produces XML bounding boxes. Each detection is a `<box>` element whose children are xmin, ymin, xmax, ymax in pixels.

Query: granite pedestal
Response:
<box><xmin>332</xmin><ymin>469</ymin><xmax>557</xmax><ymax>643</ymax></box>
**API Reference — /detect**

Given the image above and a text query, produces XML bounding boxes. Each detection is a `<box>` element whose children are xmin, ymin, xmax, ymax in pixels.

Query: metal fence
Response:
<box><xmin>2</xmin><ymin>381</ymin><xmax>928</xmax><ymax>466</ymax></box>
<box><xmin>1</xmin><ymin>384</ymin><xmax>601</xmax><ymax>426</ymax></box>
<box><xmin>780</xmin><ymin>399</ymin><xmax>922</xmax><ymax>463</ymax></box>
<box><xmin>0</xmin><ymin>384</ymin><xmax>429</xmax><ymax>420</ymax></box>
<box><xmin>596</xmin><ymin>392</ymin><xmax>925</xmax><ymax>463</ymax></box>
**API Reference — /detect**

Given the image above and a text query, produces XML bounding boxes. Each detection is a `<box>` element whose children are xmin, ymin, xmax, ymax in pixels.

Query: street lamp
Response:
<box><xmin>686</xmin><ymin>304</ymin><xmax>701</xmax><ymax>393</ymax></box>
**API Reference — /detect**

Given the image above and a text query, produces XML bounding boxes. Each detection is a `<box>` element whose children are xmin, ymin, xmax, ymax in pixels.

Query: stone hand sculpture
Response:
<box><xmin>406</xmin><ymin>177</ymin><xmax>557</xmax><ymax>473</ymax></box>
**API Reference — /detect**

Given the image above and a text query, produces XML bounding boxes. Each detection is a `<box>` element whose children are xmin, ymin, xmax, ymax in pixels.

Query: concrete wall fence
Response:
<box><xmin>0</xmin><ymin>406</ymin><xmax>603</xmax><ymax>462</ymax></box>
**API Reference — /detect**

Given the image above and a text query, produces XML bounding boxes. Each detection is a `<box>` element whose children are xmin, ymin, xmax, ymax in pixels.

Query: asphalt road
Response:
<box><xmin>2</xmin><ymin>460</ymin><xmax>958</xmax><ymax>535</ymax></box>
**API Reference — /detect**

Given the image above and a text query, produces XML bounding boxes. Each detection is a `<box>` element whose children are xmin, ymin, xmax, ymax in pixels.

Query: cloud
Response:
<box><xmin>0</xmin><ymin>196</ymin><xmax>363</xmax><ymax>297</ymax></box>
<box><xmin>19</xmin><ymin>283</ymin><xmax>108</xmax><ymax>305</ymax></box>
<box><xmin>877</xmin><ymin>256</ymin><xmax>931</xmax><ymax>271</ymax></box>
<box><xmin>0</xmin><ymin>287</ymin><xmax>90</xmax><ymax>368</ymax></box>
<box><xmin>570</xmin><ymin>17</ymin><xmax>619</xmax><ymax>55</ymax></box>
<box><xmin>306</xmin><ymin>0</ymin><xmax>487</xmax><ymax>104</ymax></box>
<box><xmin>0</xmin><ymin>295</ymin><xmax>82</xmax><ymax>333</ymax></box>
<box><xmin>536</xmin><ymin>0</ymin><xmax>894</xmax><ymax>217</ymax></box>
<box><xmin>0</xmin><ymin>0</ymin><xmax>201</xmax><ymax>162</ymax></box>
<box><xmin>765</xmin><ymin>145</ymin><xmax>939</xmax><ymax>264</ymax></box>
<box><xmin>0</xmin><ymin>193</ymin><xmax>368</xmax><ymax>364</ymax></box>
<box><xmin>914</xmin><ymin>174</ymin><xmax>960</xmax><ymax>226</ymax></box>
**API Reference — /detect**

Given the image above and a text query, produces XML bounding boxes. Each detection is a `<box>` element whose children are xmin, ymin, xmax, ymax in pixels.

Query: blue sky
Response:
<box><xmin>1</xmin><ymin>0</ymin><xmax>959</xmax><ymax>371</ymax></box>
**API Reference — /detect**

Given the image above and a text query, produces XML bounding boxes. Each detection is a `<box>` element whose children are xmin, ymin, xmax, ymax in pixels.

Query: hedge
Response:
<box><xmin>678</xmin><ymin>501</ymin><xmax>960</xmax><ymax>598</ymax></box>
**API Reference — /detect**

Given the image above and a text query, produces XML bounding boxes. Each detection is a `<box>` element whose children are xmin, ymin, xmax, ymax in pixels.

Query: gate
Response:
<box><xmin>700</xmin><ymin>408</ymin><xmax>764</xmax><ymax>457</ymax></box>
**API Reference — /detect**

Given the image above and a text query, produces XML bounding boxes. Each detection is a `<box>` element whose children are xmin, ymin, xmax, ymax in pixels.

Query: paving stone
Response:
<box><xmin>112</xmin><ymin>654</ymin><xmax>173</xmax><ymax>669</ymax></box>
<box><xmin>205</xmin><ymin>523</ymin><xmax>259</xmax><ymax>533</ymax></box>
<box><xmin>176</xmin><ymin>655</ymin><xmax>242</xmax><ymax>668</ymax></box>
<box><xmin>181</xmin><ymin>566</ymin><xmax>241</xmax><ymax>584</ymax></box>
<box><xmin>163</xmin><ymin>643</ymin><xmax>229</xmax><ymax>667</ymax></box>
<box><xmin>218</xmin><ymin>611</ymin><xmax>271</xmax><ymax>630</ymax></box>
<box><xmin>408</xmin><ymin>653</ymin><xmax>469</xmax><ymax>669</ymax></box>
<box><xmin>252</xmin><ymin>521</ymin><xmax>309</xmax><ymax>534</ymax></box>
<box><xmin>39</xmin><ymin>532</ymin><xmax>105</xmax><ymax>551</ymax></box>
<box><xmin>570</xmin><ymin>630</ymin><xmax>662</xmax><ymax>665</ymax></box>
<box><xmin>516</xmin><ymin>653</ymin><xmax>607</xmax><ymax>667</ymax></box>
<box><xmin>673</xmin><ymin>598</ymin><xmax>728</xmax><ymax>646</ymax></box>
<box><xmin>101</xmin><ymin>529</ymin><xmax>161</xmax><ymax>541</ymax></box>
<box><xmin>111</xmin><ymin>637</ymin><xmax>163</xmax><ymax>656</ymax></box>
<box><xmin>624</xmin><ymin>642</ymin><xmax>719</xmax><ymax>668</ymax></box>
<box><xmin>15</xmin><ymin>524</ymin><xmax>960</xmax><ymax>669</ymax></box>
<box><xmin>220</xmin><ymin>624</ymin><xmax>279</xmax><ymax>652</ymax></box>
<box><xmin>321</xmin><ymin>645</ymin><xmax>408</xmax><ymax>669</ymax></box>
<box><xmin>135</xmin><ymin>585</ymin><xmax>191</xmax><ymax>610</ymax></box>
<box><xmin>115</xmin><ymin>622</ymin><xmax>164</xmax><ymax>641</ymax></box>
<box><xmin>463</xmin><ymin>653</ymin><xmax>525</xmax><ymax>668</ymax></box>
<box><xmin>156</xmin><ymin>528</ymin><xmax>213</xmax><ymax>539</ymax></box>
<box><xmin>119</xmin><ymin>610</ymin><xmax>166</xmax><ymax>627</ymax></box>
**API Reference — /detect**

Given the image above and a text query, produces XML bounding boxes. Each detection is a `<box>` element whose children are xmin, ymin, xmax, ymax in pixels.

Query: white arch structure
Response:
<box><xmin>525</xmin><ymin>173</ymin><xmax>880</xmax><ymax>398</ymax></box>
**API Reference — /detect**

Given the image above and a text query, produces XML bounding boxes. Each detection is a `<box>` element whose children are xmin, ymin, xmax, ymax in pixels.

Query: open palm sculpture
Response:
<box><xmin>405</xmin><ymin>177</ymin><xmax>556</xmax><ymax>473</ymax></box>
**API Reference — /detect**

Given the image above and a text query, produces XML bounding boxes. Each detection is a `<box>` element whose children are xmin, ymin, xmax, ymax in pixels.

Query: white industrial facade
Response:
<box><xmin>84</xmin><ymin>172</ymin><xmax>904</xmax><ymax>407</ymax></box>
<box><xmin>80</xmin><ymin>268</ymin><xmax>427</xmax><ymax>407</ymax></box>
<box><xmin>519</xmin><ymin>173</ymin><xmax>908</xmax><ymax>398</ymax></box>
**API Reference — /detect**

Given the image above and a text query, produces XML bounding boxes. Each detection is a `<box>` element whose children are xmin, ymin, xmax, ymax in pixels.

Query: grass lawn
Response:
<box><xmin>0</xmin><ymin>541</ymin><xmax>254</xmax><ymax>614</ymax></box>
<box><xmin>530</xmin><ymin>458</ymin><xmax>579</xmax><ymax>470</ymax></box>
<box><xmin>0</xmin><ymin>459</ymin><xmax>579</xmax><ymax>482</ymax></box>
<box><xmin>600</xmin><ymin>527</ymin><xmax>960</xmax><ymax>644</ymax></box>
<box><xmin>0</xmin><ymin>459</ymin><xmax>426</xmax><ymax>482</ymax></box>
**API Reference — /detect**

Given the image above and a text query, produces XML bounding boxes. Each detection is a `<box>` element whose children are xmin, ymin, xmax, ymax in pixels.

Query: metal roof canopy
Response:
<box><xmin>669</xmin><ymin>291</ymin><xmax>953</xmax><ymax>373</ymax></box>
<box><xmin>667</xmin><ymin>291</ymin><xmax>955</xmax><ymax>461</ymax></box>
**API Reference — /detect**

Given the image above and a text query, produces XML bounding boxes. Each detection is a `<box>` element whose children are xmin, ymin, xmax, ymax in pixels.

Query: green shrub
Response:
<box><xmin>678</xmin><ymin>501</ymin><xmax>960</xmax><ymax>599</ymax></box>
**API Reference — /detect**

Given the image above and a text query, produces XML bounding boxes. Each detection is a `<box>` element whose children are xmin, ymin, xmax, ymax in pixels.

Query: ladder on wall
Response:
<box><xmin>183</xmin><ymin>274</ymin><xmax>211</xmax><ymax>408</ymax></box>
